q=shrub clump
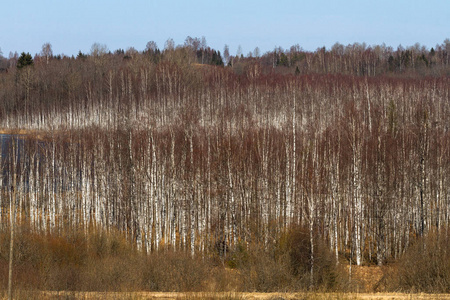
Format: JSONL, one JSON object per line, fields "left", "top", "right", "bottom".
{"left": 224, "top": 226, "right": 342, "bottom": 292}
{"left": 388, "top": 231, "right": 450, "bottom": 293}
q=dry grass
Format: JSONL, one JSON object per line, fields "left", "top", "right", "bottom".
{"left": 348, "top": 266, "right": 385, "bottom": 292}
{"left": 1, "top": 226, "right": 449, "bottom": 298}
{"left": 3, "top": 291, "right": 450, "bottom": 300}
{"left": 0, "top": 127, "right": 74, "bottom": 141}
{"left": 0, "top": 128, "right": 47, "bottom": 138}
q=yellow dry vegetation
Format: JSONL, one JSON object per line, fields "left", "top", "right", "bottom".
{"left": 6, "top": 291, "right": 450, "bottom": 299}
{"left": 349, "top": 266, "right": 385, "bottom": 292}
{"left": 0, "top": 128, "right": 50, "bottom": 141}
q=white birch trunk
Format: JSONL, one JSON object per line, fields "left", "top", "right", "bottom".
{"left": 50, "top": 140, "right": 56, "bottom": 233}
{"left": 227, "top": 141, "right": 237, "bottom": 247}
{"left": 151, "top": 135, "right": 159, "bottom": 251}
{"left": 29, "top": 153, "right": 36, "bottom": 229}
{"left": 189, "top": 132, "right": 196, "bottom": 256}
{"left": 292, "top": 92, "right": 296, "bottom": 224}
{"left": 285, "top": 143, "right": 291, "bottom": 228}
{"left": 353, "top": 150, "right": 362, "bottom": 266}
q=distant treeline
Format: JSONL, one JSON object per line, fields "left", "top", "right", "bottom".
{"left": 1, "top": 38, "right": 450, "bottom": 76}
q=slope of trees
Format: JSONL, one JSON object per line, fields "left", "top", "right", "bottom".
{"left": 260, "top": 41, "right": 450, "bottom": 77}
{"left": 1, "top": 39, "right": 450, "bottom": 292}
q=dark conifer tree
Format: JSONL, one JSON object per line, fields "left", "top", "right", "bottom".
{"left": 17, "top": 52, "right": 33, "bottom": 69}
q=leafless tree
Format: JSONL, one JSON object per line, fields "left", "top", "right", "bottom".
{"left": 40, "top": 42, "right": 53, "bottom": 64}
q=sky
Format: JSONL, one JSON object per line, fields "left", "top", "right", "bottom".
{"left": 1, "top": 0, "right": 449, "bottom": 57}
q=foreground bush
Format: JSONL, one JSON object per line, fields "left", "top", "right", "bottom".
{"left": 224, "top": 226, "right": 345, "bottom": 292}
{"left": 10, "top": 224, "right": 450, "bottom": 294}
{"left": 0, "top": 224, "right": 347, "bottom": 294}
{"left": 387, "top": 230, "right": 450, "bottom": 293}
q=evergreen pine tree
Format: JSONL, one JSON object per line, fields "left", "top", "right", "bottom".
{"left": 17, "top": 52, "right": 33, "bottom": 69}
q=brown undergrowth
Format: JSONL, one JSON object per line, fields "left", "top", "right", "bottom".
{"left": 0, "top": 224, "right": 344, "bottom": 295}
{"left": 1, "top": 224, "right": 449, "bottom": 297}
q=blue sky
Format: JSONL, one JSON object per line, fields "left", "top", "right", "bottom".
{"left": 1, "top": 0, "right": 449, "bottom": 57}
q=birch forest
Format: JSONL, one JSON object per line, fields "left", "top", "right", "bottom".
{"left": 1, "top": 39, "right": 450, "bottom": 293}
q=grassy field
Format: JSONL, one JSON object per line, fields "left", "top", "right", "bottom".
{"left": 4, "top": 291, "right": 450, "bottom": 299}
